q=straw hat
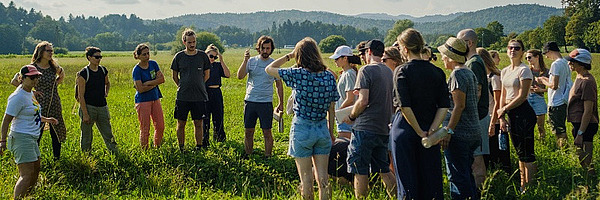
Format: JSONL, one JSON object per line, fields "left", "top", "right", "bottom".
{"left": 437, "top": 37, "right": 467, "bottom": 63}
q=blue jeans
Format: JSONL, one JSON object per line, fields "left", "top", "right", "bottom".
{"left": 347, "top": 130, "right": 390, "bottom": 175}
{"left": 288, "top": 117, "right": 332, "bottom": 158}
{"left": 444, "top": 137, "right": 480, "bottom": 200}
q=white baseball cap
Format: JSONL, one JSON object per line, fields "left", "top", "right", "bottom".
{"left": 329, "top": 45, "right": 353, "bottom": 60}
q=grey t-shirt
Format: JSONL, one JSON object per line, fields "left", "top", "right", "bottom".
{"left": 443, "top": 68, "right": 481, "bottom": 141}
{"left": 335, "top": 69, "right": 357, "bottom": 110}
{"left": 170, "top": 50, "right": 211, "bottom": 102}
{"left": 245, "top": 56, "right": 276, "bottom": 102}
{"left": 353, "top": 63, "right": 393, "bottom": 135}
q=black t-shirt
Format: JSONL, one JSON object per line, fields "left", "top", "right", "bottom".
{"left": 206, "top": 62, "right": 226, "bottom": 87}
{"left": 394, "top": 60, "right": 450, "bottom": 129}
{"left": 79, "top": 66, "right": 108, "bottom": 107}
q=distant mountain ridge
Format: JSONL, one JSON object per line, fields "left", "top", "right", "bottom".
{"left": 163, "top": 4, "right": 563, "bottom": 35}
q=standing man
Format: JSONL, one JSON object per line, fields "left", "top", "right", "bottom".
{"left": 344, "top": 39, "right": 396, "bottom": 199}
{"left": 237, "top": 36, "right": 284, "bottom": 158}
{"left": 171, "top": 28, "right": 211, "bottom": 151}
{"left": 457, "top": 29, "right": 489, "bottom": 190}
{"left": 537, "top": 41, "right": 572, "bottom": 148}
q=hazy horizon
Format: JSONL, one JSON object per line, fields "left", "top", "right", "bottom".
{"left": 4, "top": 0, "right": 562, "bottom": 20}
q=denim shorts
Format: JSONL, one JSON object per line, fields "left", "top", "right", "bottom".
{"left": 288, "top": 117, "right": 332, "bottom": 158}
{"left": 527, "top": 93, "right": 548, "bottom": 115}
{"left": 336, "top": 122, "right": 353, "bottom": 133}
{"left": 7, "top": 131, "right": 40, "bottom": 164}
{"left": 347, "top": 130, "right": 391, "bottom": 175}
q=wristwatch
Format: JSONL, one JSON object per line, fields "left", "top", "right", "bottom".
{"left": 445, "top": 127, "right": 454, "bottom": 135}
{"left": 577, "top": 130, "right": 584, "bottom": 136}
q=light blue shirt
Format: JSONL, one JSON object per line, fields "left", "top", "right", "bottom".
{"left": 245, "top": 56, "right": 276, "bottom": 102}
{"left": 548, "top": 58, "right": 572, "bottom": 106}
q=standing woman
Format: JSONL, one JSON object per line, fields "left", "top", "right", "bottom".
{"left": 438, "top": 37, "right": 481, "bottom": 199}
{"left": 266, "top": 37, "right": 339, "bottom": 200}
{"left": 391, "top": 28, "right": 450, "bottom": 199}
{"left": 11, "top": 41, "right": 67, "bottom": 160}
{"left": 498, "top": 39, "right": 537, "bottom": 192}
{"left": 478, "top": 48, "right": 511, "bottom": 174}
{"left": 526, "top": 49, "right": 549, "bottom": 139}
{"left": 382, "top": 46, "right": 405, "bottom": 72}
{"left": 202, "top": 44, "right": 231, "bottom": 146}
{"left": 566, "top": 49, "right": 598, "bottom": 175}
{"left": 132, "top": 44, "right": 165, "bottom": 149}
{"left": 1, "top": 65, "right": 58, "bottom": 199}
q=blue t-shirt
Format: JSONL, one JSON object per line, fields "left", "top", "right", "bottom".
{"left": 278, "top": 67, "right": 339, "bottom": 121}
{"left": 132, "top": 60, "right": 163, "bottom": 103}
{"left": 245, "top": 56, "right": 276, "bottom": 102}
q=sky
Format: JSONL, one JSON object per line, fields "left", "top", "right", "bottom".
{"left": 4, "top": 0, "right": 563, "bottom": 20}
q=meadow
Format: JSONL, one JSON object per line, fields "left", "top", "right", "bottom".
{"left": 0, "top": 48, "right": 599, "bottom": 199}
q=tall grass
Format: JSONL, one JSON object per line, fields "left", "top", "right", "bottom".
{"left": 0, "top": 49, "right": 598, "bottom": 199}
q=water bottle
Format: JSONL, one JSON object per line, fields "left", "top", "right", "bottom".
{"left": 421, "top": 127, "right": 448, "bottom": 148}
{"left": 498, "top": 131, "right": 508, "bottom": 151}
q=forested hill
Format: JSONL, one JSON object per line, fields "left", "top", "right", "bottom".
{"left": 164, "top": 4, "right": 562, "bottom": 35}
{"left": 414, "top": 4, "right": 563, "bottom": 34}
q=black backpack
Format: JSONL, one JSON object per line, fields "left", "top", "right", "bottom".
{"left": 75, "top": 66, "right": 107, "bottom": 101}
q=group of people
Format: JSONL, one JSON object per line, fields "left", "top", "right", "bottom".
{"left": 0, "top": 26, "right": 597, "bottom": 200}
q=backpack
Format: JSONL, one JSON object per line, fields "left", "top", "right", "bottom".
{"left": 75, "top": 66, "right": 107, "bottom": 101}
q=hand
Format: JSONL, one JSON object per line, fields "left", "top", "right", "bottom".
{"left": 244, "top": 49, "right": 251, "bottom": 60}
{"left": 488, "top": 124, "right": 496, "bottom": 137}
{"left": 496, "top": 107, "right": 506, "bottom": 117}
{"left": 574, "top": 134, "right": 583, "bottom": 146}
{"left": 499, "top": 118, "right": 509, "bottom": 132}
{"left": 342, "top": 116, "right": 355, "bottom": 125}
{"left": 417, "top": 130, "right": 428, "bottom": 138}
{"left": 440, "top": 135, "right": 451, "bottom": 150}
{"left": 276, "top": 104, "right": 283, "bottom": 113}
{"left": 44, "top": 117, "right": 58, "bottom": 125}
{"left": 82, "top": 114, "right": 91, "bottom": 124}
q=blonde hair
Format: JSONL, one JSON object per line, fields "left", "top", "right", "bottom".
{"left": 205, "top": 44, "right": 218, "bottom": 54}
{"left": 31, "top": 41, "right": 59, "bottom": 74}
{"left": 476, "top": 48, "right": 500, "bottom": 75}
{"left": 396, "top": 28, "right": 425, "bottom": 55}
{"left": 384, "top": 46, "right": 405, "bottom": 65}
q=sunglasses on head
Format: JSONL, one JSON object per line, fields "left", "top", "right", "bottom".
{"left": 93, "top": 55, "right": 103, "bottom": 59}
{"left": 508, "top": 46, "right": 521, "bottom": 51}
{"left": 209, "top": 55, "right": 218, "bottom": 59}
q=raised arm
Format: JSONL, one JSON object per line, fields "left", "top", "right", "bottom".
{"left": 237, "top": 49, "right": 250, "bottom": 79}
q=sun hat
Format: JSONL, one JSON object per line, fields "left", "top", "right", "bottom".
{"left": 566, "top": 48, "right": 592, "bottom": 65}
{"left": 437, "top": 37, "right": 467, "bottom": 63}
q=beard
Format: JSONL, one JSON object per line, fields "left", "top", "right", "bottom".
{"left": 261, "top": 53, "right": 270, "bottom": 59}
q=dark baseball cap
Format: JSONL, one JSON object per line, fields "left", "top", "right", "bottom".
{"left": 542, "top": 41, "right": 560, "bottom": 54}
{"left": 364, "top": 40, "right": 384, "bottom": 55}
{"left": 20, "top": 65, "right": 42, "bottom": 76}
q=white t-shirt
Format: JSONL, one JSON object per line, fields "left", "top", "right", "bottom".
{"left": 5, "top": 86, "right": 42, "bottom": 136}
{"left": 335, "top": 69, "right": 357, "bottom": 110}
{"left": 501, "top": 63, "right": 533, "bottom": 102}
{"left": 488, "top": 73, "right": 501, "bottom": 117}
{"left": 547, "top": 58, "right": 572, "bottom": 107}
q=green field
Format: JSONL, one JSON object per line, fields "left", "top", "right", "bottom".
{"left": 0, "top": 48, "right": 599, "bottom": 199}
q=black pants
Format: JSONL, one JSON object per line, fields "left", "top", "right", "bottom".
{"left": 484, "top": 124, "right": 512, "bottom": 174}
{"left": 507, "top": 101, "right": 537, "bottom": 162}
{"left": 39, "top": 123, "right": 61, "bottom": 159}
{"left": 203, "top": 87, "right": 226, "bottom": 146}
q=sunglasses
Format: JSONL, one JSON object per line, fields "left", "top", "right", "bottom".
{"left": 93, "top": 55, "right": 103, "bottom": 59}
{"left": 209, "top": 55, "right": 218, "bottom": 59}
{"left": 45, "top": 49, "right": 54, "bottom": 53}
{"left": 28, "top": 75, "right": 41, "bottom": 80}
{"left": 508, "top": 46, "right": 521, "bottom": 51}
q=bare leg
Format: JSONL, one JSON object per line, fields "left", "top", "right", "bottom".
{"left": 244, "top": 128, "right": 255, "bottom": 155}
{"left": 313, "top": 155, "right": 332, "bottom": 200}
{"left": 176, "top": 120, "right": 187, "bottom": 150}
{"left": 193, "top": 119, "right": 204, "bottom": 147}
{"left": 295, "top": 157, "right": 315, "bottom": 200}
{"left": 263, "top": 129, "right": 274, "bottom": 157}
{"left": 380, "top": 172, "right": 397, "bottom": 199}
{"left": 472, "top": 155, "right": 487, "bottom": 188}
{"left": 354, "top": 174, "right": 369, "bottom": 199}
{"left": 14, "top": 160, "right": 40, "bottom": 200}
{"left": 536, "top": 115, "right": 546, "bottom": 139}
{"left": 557, "top": 133, "right": 567, "bottom": 149}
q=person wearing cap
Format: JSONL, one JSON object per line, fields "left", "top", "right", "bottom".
{"left": 1, "top": 65, "right": 58, "bottom": 199}
{"left": 328, "top": 45, "right": 360, "bottom": 185}
{"left": 457, "top": 29, "right": 489, "bottom": 189}
{"left": 77, "top": 46, "right": 118, "bottom": 153}
{"left": 391, "top": 28, "right": 449, "bottom": 199}
{"left": 343, "top": 39, "right": 397, "bottom": 199}
{"left": 265, "top": 37, "right": 339, "bottom": 200}
{"left": 437, "top": 37, "right": 481, "bottom": 199}
{"left": 537, "top": 41, "right": 572, "bottom": 148}
{"left": 356, "top": 41, "right": 368, "bottom": 64}
{"left": 498, "top": 39, "right": 537, "bottom": 192}
{"left": 566, "top": 49, "right": 598, "bottom": 175}
{"left": 237, "top": 35, "right": 284, "bottom": 158}
{"left": 10, "top": 41, "right": 67, "bottom": 160}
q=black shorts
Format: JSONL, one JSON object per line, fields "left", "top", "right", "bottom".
{"left": 174, "top": 100, "right": 206, "bottom": 120}
{"left": 572, "top": 123, "right": 599, "bottom": 142}
{"left": 244, "top": 101, "right": 273, "bottom": 129}
{"left": 507, "top": 101, "right": 537, "bottom": 163}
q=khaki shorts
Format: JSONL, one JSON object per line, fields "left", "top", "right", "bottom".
{"left": 7, "top": 131, "right": 40, "bottom": 164}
